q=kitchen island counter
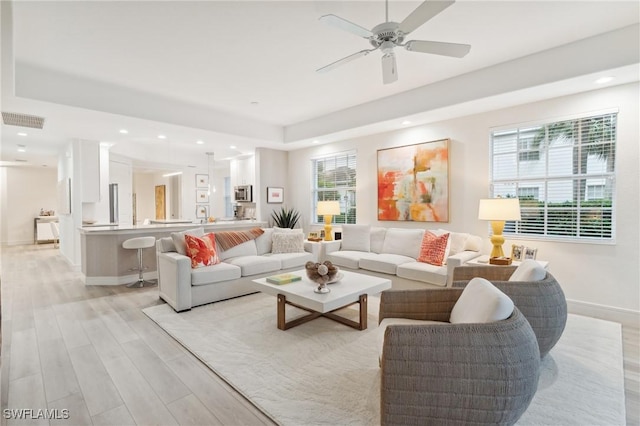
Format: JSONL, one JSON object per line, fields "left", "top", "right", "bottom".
{"left": 80, "top": 220, "right": 267, "bottom": 285}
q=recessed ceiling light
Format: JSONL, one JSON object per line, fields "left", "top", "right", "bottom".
{"left": 229, "top": 145, "right": 237, "bottom": 149}
{"left": 595, "top": 76, "right": 614, "bottom": 84}
{"left": 312, "top": 140, "right": 320, "bottom": 144}
{"left": 402, "top": 120, "right": 412, "bottom": 125}
{"left": 158, "top": 134, "right": 167, "bottom": 139}
{"left": 17, "top": 145, "right": 26, "bottom": 152}
{"left": 196, "top": 140, "right": 204, "bottom": 145}
{"left": 119, "top": 129, "right": 128, "bottom": 134}
{"left": 17, "top": 132, "right": 27, "bottom": 136}
{"left": 250, "top": 101, "right": 259, "bottom": 105}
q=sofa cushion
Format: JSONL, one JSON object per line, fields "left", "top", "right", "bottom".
{"left": 370, "top": 227, "right": 387, "bottom": 254}
{"left": 271, "top": 232, "right": 305, "bottom": 253}
{"left": 191, "top": 262, "right": 241, "bottom": 286}
{"left": 255, "top": 228, "right": 274, "bottom": 255}
{"left": 171, "top": 227, "right": 205, "bottom": 255}
{"left": 450, "top": 277, "right": 514, "bottom": 324}
{"left": 265, "top": 252, "right": 314, "bottom": 269}
{"left": 340, "top": 224, "right": 371, "bottom": 252}
{"left": 417, "top": 231, "right": 450, "bottom": 266}
{"left": 225, "top": 256, "right": 281, "bottom": 276}
{"left": 158, "top": 237, "right": 176, "bottom": 253}
{"left": 382, "top": 228, "right": 424, "bottom": 258}
{"left": 396, "top": 262, "right": 448, "bottom": 287}
{"left": 326, "top": 250, "right": 379, "bottom": 269}
{"left": 510, "top": 259, "right": 546, "bottom": 282}
{"left": 185, "top": 233, "right": 220, "bottom": 268}
{"left": 218, "top": 240, "right": 258, "bottom": 261}
{"left": 359, "top": 254, "right": 415, "bottom": 275}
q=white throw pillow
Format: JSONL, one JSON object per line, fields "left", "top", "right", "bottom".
{"left": 382, "top": 228, "right": 424, "bottom": 259}
{"left": 171, "top": 227, "right": 205, "bottom": 255}
{"left": 370, "top": 227, "right": 387, "bottom": 253}
{"left": 271, "top": 232, "right": 305, "bottom": 253}
{"left": 509, "top": 259, "right": 546, "bottom": 282}
{"left": 450, "top": 277, "right": 514, "bottom": 324}
{"left": 340, "top": 224, "right": 371, "bottom": 252}
{"left": 464, "top": 234, "right": 483, "bottom": 252}
{"left": 438, "top": 229, "right": 468, "bottom": 256}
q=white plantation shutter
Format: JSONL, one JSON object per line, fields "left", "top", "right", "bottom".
{"left": 312, "top": 151, "right": 357, "bottom": 224}
{"left": 490, "top": 112, "right": 616, "bottom": 242}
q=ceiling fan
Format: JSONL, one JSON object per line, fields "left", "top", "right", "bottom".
{"left": 316, "top": 0, "right": 471, "bottom": 84}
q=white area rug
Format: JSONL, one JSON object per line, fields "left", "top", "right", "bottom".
{"left": 143, "top": 293, "right": 626, "bottom": 426}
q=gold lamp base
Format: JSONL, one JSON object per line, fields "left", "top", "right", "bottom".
{"left": 323, "top": 215, "right": 333, "bottom": 241}
{"left": 489, "top": 220, "right": 506, "bottom": 258}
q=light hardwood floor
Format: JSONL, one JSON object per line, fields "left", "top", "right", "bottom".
{"left": 1, "top": 244, "right": 638, "bottom": 425}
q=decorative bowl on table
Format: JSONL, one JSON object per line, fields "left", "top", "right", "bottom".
{"left": 305, "top": 261, "right": 339, "bottom": 293}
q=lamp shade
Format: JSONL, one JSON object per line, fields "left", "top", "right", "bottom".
{"left": 317, "top": 201, "right": 340, "bottom": 216}
{"left": 478, "top": 198, "right": 521, "bottom": 221}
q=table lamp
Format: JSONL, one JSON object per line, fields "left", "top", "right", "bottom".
{"left": 317, "top": 201, "right": 340, "bottom": 241}
{"left": 478, "top": 198, "right": 521, "bottom": 258}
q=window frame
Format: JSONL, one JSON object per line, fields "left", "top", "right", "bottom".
{"left": 311, "top": 150, "right": 357, "bottom": 225}
{"left": 489, "top": 110, "right": 617, "bottom": 244}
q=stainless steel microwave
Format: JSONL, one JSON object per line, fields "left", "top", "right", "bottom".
{"left": 234, "top": 185, "right": 252, "bottom": 202}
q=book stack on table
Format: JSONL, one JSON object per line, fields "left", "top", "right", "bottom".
{"left": 266, "top": 273, "right": 302, "bottom": 285}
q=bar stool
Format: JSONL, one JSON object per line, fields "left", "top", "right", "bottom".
{"left": 122, "top": 236, "right": 157, "bottom": 288}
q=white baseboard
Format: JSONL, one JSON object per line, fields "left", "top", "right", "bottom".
{"left": 83, "top": 271, "right": 159, "bottom": 286}
{"left": 567, "top": 298, "right": 640, "bottom": 328}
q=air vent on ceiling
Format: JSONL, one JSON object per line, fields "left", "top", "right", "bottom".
{"left": 2, "top": 112, "right": 46, "bottom": 129}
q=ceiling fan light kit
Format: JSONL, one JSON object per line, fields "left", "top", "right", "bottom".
{"left": 317, "top": 0, "right": 471, "bottom": 84}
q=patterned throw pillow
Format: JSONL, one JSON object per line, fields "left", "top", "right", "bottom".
{"left": 185, "top": 233, "right": 220, "bottom": 268}
{"left": 271, "top": 232, "right": 304, "bottom": 253}
{"left": 417, "top": 231, "right": 450, "bottom": 266}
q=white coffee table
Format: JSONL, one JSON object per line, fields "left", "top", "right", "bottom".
{"left": 251, "top": 269, "right": 391, "bottom": 331}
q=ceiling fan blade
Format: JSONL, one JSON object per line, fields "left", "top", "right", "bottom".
{"left": 398, "top": 0, "right": 455, "bottom": 35}
{"left": 316, "top": 49, "right": 375, "bottom": 73}
{"left": 405, "top": 40, "right": 470, "bottom": 57}
{"left": 319, "top": 14, "right": 373, "bottom": 39}
{"left": 381, "top": 53, "right": 398, "bottom": 85}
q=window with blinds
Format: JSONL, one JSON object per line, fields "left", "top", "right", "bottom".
{"left": 312, "top": 151, "right": 357, "bottom": 224}
{"left": 490, "top": 112, "right": 616, "bottom": 242}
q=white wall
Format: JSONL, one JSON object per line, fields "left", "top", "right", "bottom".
{"left": 255, "top": 148, "right": 288, "bottom": 225}
{"left": 0, "top": 166, "right": 58, "bottom": 245}
{"left": 288, "top": 83, "right": 639, "bottom": 316}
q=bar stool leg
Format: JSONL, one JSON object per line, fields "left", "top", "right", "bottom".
{"left": 126, "top": 247, "right": 157, "bottom": 288}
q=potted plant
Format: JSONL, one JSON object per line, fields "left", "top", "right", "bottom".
{"left": 271, "top": 206, "right": 301, "bottom": 229}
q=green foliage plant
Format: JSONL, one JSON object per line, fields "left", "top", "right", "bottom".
{"left": 271, "top": 206, "right": 301, "bottom": 229}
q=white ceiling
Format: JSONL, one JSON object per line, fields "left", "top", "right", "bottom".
{"left": 1, "top": 0, "right": 639, "bottom": 169}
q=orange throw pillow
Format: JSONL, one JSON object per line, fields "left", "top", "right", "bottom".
{"left": 418, "top": 231, "right": 450, "bottom": 266}
{"left": 185, "top": 233, "right": 220, "bottom": 268}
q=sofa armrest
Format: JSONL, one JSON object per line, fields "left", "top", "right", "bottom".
{"left": 157, "top": 251, "right": 193, "bottom": 312}
{"left": 445, "top": 251, "right": 481, "bottom": 286}
{"left": 452, "top": 265, "right": 517, "bottom": 282}
{"left": 379, "top": 288, "right": 463, "bottom": 323}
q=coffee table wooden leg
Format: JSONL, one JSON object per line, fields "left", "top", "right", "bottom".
{"left": 277, "top": 295, "right": 286, "bottom": 330}
{"left": 359, "top": 294, "right": 367, "bottom": 330}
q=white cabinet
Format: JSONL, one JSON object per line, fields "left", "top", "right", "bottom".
{"left": 80, "top": 141, "right": 101, "bottom": 202}
{"left": 230, "top": 156, "right": 255, "bottom": 188}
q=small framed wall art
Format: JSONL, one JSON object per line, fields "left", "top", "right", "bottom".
{"left": 196, "top": 189, "right": 209, "bottom": 204}
{"left": 196, "top": 174, "right": 209, "bottom": 188}
{"left": 267, "top": 187, "right": 284, "bottom": 203}
{"left": 196, "top": 205, "right": 209, "bottom": 219}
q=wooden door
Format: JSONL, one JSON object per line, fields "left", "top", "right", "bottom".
{"left": 155, "top": 185, "right": 166, "bottom": 220}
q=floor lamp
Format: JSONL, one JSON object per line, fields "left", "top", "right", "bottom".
{"left": 317, "top": 201, "right": 340, "bottom": 241}
{"left": 478, "top": 198, "right": 521, "bottom": 258}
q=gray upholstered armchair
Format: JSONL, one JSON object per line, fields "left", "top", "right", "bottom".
{"left": 379, "top": 287, "right": 540, "bottom": 426}
{"left": 452, "top": 264, "right": 567, "bottom": 358}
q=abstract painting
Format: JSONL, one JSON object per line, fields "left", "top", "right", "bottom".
{"left": 377, "top": 139, "right": 449, "bottom": 222}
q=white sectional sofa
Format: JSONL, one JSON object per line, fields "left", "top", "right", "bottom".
{"left": 156, "top": 227, "right": 313, "bottom": 312}
{"left": 325, "top": 225, "right": 483, "bottom": 288}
